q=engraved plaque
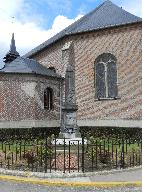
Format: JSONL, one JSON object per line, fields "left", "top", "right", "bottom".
{"left": 66, "top": 112, "right": 76, "bottom": 125}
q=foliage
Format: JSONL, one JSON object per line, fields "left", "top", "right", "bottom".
{"left": 98, "top": 151, "right": 112, "bottom": 164}
{"left": 80, "top": 127, "right": 142, "bottom": 141}
{"left": 22, "top": 150, "right": 37, "bottom": 164}
{"left": 0, "top": 128, "right": 60, "bottom": 141}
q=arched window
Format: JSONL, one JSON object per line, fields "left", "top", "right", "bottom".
{"left": 95, "top": 53, "right": 118, "bottom": 99}
{"left": 44, "top": 87, "right": 54, "bottom": 110}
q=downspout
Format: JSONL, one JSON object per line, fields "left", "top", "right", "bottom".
{"left": 59, "top": 79, "right": 63, "bottom": 128}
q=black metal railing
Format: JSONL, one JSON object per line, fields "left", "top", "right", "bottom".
{"left": 0, "top": 135, "right": 142, "bottom": 173}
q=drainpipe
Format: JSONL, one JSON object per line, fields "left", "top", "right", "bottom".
{"left": 59, "top": 79, "right": 63, "bottom": 128}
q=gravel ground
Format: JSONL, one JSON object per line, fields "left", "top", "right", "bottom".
{"left": 0, "top": 180, "right": 142, "bottom": 192}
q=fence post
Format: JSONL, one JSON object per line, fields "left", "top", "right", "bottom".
{"left": 54, "top": 135, "right": 57, "bottom": 171}
{"left": 44, "top": 134, "right": 48, "bottom": 173}
{"left": 63, "top": 137, "right": 66, "bottom": 173}
{"left": 121, "top": 138, "right": 125, "bottom": 168}
{"left": 77, "top": 140, "right": 80, "bottom": 172}
{"left": 82, "top": 134, "right": 85, "bottom": 173}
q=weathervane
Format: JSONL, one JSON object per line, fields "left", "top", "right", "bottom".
{"left": 11, "top": 16, "right": 15, "bottom": 24}
{"left": 11, "top": 16, "right": 15, "bottom": 32}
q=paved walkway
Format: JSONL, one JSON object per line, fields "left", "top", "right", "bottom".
{"left": 90, "top": 168, "right": 142, "bottom": 182}
{"left": 0, "top": 167, "right": 142, "bottom": 189}
{"left": 41, "top": 167, "right": 142, "bottom": 183}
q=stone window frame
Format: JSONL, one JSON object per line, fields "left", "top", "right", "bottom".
{"left": 44, "top": 87, "right": 54, "bottom": 110}
{"left": 94, "top": 53, "right": 119, "bottom": 101}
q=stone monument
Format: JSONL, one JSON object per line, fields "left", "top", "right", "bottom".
{"left": 61, "top": 41, "right": 79, "bottom": 139}
{"left": 56, "top": 44, "right": 83, "bottom": 171}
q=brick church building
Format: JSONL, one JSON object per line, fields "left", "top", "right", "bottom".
{"left": 0, "top": 0, "right": 142, "bottom": 131}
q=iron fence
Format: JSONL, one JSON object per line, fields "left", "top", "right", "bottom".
{"left": 0, "top": 135, "right": 142, "bottom": 173}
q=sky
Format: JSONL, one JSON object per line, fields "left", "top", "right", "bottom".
{"left": 0, "top": 0, "right": 142, "bottom": 68}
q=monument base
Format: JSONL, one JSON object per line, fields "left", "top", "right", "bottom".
{"left": 59, "top": 132, "right": 81, "bottom": 139}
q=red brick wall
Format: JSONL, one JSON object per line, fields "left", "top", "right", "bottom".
{"left": 32, "top": 24, "right": 142, "bottom": 121}
{"left": 0, "top": 74, "right": 61, "bottom": 121}
{"left": 33, "top": 37, "right": 70, "bottom": 75}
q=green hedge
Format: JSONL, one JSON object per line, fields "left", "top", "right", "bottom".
{"left": 0, "top": 127, "right": 60, "bottom": 141}
{"left": 80, "top": 127, "right": 142, "bottom": 141}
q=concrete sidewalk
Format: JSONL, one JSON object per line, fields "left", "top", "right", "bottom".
{"left": 37, "top": 168, "right": 142, "bottom": 183}
{"left": 90, "top": 168, "right": 142, "bottom": 182}
{"left": 0, "top": 167, "right": 142, "bottom": 187}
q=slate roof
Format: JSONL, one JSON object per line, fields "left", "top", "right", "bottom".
{"left": 25, "top": 0, "right": 142, "bottom": 58}
{"left": 0, "top": 57, "right": 62, "bottom": 78}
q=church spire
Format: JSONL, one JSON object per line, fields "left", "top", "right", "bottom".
{"left": 3, "top": 33, "right": 20, "bottom": 64}
{"left": 10, "top": 33, "right": 18, "bottom": 54}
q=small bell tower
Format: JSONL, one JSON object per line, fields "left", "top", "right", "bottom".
{"left": 3, "top": 33, "right": 20, "bottom": 63}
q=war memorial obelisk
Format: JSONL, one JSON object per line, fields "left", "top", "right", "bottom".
{"left": 61, "top": 42, "right": 79, "bottom": 138}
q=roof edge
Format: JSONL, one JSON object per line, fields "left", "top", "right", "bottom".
{"left": 25, "top": 20, "right": 142, "bottom": 58}
{"left": 25, "top": 0, "right": 142, "bottom": 58}
{"left": 0, "top": 70, "right": 64, "bottom": 80}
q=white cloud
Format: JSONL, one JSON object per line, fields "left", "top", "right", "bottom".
{"left": 0, "top": 0, "right": 83, "bottom": 68}
{"left": 51, "top": 15, "right": 83, "bottom": 32}
{"left": 0, "top": 0, "right": 23, "bottom": 17}
{"left": 0, "top": 14, "right": 83, "bottom": 56}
